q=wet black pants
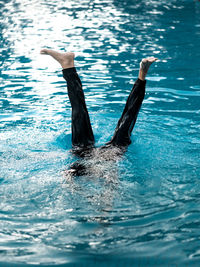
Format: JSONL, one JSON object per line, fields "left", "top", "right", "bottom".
{"left": 63, "top": 67, "right": 146, "bottom": 151}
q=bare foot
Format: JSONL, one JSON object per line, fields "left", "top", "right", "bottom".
{"left": 139, "top": 57, "right": 158, "bottom": 81}
{"left": 40, "top": 49, "right": 75, "bottom": 69}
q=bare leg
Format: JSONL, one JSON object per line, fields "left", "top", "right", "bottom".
{"left": 40, "top": 49, "right": 95, "bottom": 151}
{"left": 107, "top": 57, "right": 157, "bottom": 147}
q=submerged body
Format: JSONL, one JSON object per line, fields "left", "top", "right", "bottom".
{"left": 68, "top": 145, "right": 124, "bottom": 177}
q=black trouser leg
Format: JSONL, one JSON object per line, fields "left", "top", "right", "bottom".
{"left": 63, "top": 67, "right": 95, "bottom": 151}
{"left": 108, "top": 78, "right": 146, "bottom": 147}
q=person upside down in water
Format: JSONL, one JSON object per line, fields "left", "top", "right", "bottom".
{"left": 40, "top": 49, "right": 157, "bottom": 177}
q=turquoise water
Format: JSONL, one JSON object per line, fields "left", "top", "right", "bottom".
{"left": 0, "top": 0, "right": 200, "bottom": 266}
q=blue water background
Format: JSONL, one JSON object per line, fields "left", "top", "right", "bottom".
{"left": 0, "top": 0, "right": 200, "bottom": 266}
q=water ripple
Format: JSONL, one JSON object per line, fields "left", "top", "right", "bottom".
{"left": 1, "top": 0, "right": 200, "bottom": 266}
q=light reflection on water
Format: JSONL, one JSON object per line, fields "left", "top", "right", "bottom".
{"left": 0, "top": 0, "right": 200, "bottom": 266}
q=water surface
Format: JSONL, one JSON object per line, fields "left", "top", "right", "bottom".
{"left": 0, "top": 0, "right": 200, "bottom": 266}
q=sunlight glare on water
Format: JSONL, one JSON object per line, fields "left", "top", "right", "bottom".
{"left": 0, "top": 0, "right": 200, "bottom": 266}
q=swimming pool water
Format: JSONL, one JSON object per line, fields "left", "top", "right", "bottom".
{"left": 0, "top": 0, "right": 200, "bottom": 266}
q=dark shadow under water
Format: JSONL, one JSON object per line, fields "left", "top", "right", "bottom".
{"left": 63, "top": 144, "right": 127, "bottom": 226}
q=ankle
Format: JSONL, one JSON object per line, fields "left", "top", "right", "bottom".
{"left": 60, "top": 52, "right": 75, "bottom": 69}
{"left": 61, "top": 61, "right": 75, "bottom": 69}
{"left": 138, "top": 69, "right": 146, "bottom": 81}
